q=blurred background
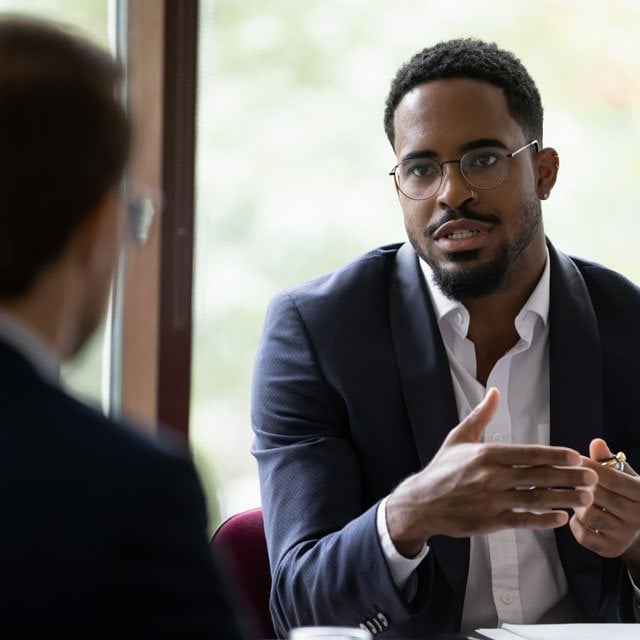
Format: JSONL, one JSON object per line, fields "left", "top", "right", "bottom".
{"left": 7, "top": 0, "right": 640, "bottom": 530}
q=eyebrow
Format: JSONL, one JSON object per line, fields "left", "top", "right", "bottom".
{"left": 400, "top": 138, "right": 508, "bottom": 163}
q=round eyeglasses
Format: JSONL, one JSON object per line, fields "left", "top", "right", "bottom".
{"left": 389, "top": 140, "right": 539, "bottom": 200}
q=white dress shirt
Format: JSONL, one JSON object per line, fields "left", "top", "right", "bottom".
{"left": 377, "top": 250, "right": 583, "bottom": 632}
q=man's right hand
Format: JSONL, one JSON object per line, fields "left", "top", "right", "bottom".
{"left": 385, "top": 387, "right": 598, "bottom": 558}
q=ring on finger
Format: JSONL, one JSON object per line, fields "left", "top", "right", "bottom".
{"left": 600, "top": 451, "right": 626, "bottom": 472}
{"left": 580, "top": 518, "right": 602, "bottom": 535}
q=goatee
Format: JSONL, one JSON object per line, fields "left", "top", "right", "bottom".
{"left": 409, "top": 196, "right": 542, "bottom": 301}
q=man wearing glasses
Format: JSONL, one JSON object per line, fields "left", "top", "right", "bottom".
{"left": 253, "top": 39, "right": 640, "bottom": 637}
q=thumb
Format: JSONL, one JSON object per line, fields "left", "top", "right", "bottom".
{"left": 445, "top": 387, "right": 500, "bottom": 445}
{"left": 589, "top": 438, "right": 612, "bottom": 462}
{"left": 589, "top": 438, "right": 637, "bottom": 476}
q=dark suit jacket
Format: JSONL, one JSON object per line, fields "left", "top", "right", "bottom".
{"left": 0, "top": 338, "right": 245, "bottom": 638}
{"left": 252, "top": 241, "right": 640, "bottom": 638}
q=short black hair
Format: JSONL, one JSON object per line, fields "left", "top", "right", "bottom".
{"left": 0, "top": 15, "right": 129, "bottom": 298}
{"left": 383, "top": 38, "right": 543, "bottom": 150}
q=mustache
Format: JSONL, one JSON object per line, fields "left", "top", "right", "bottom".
{"left": 424, "top": 206, "right": 502, "bottom": 237}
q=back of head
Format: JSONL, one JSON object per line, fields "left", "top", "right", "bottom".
{"left": 0, "top": 15, "right": 129, "bottom": 299}
{"left": 384, "top": 38, "right": 543, "bottom": 149}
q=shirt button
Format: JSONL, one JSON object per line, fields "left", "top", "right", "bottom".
{"left": 492, "top": 433, "right": 503, "bottom": 442}
{"left": 501, "top": 592, "right": 514, "bottom": 605}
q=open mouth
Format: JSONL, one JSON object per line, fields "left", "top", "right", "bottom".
{"left": 446, "top": 230, "right": 479, "bottom": 240}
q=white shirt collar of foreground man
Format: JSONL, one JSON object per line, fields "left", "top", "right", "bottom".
{"left": 0, "top": 311, "right": 59, "bottom": 385}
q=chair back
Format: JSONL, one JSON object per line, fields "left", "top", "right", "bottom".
{"left": 211, "top": 507, "right": 275, "bottom": 639}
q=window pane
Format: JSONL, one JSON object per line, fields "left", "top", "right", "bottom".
{"left": 0, "top": 1, "right": 108, "bottom": 49}
{"left": 192, "top": 0, "right": 640, "bottom": 529}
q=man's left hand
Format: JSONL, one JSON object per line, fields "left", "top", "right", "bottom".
{"left": 570, "top": 438, "right": 640, "bottom": 580}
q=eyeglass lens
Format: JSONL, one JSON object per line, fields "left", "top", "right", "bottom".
{"left": 395, "top": 147, "right": 510, "bottom": 200}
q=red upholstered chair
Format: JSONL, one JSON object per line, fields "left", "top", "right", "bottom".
{"left": 210, "top": 507, "right": 276, "bottom": 639}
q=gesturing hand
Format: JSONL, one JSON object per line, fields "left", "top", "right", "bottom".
{"left": 571, "top": 439, "right": 640, "bottom": 574}
{"left": 386, "top": 388, "right": 597, "bottom": 558}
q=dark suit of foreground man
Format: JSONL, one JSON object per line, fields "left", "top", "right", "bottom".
{"left": 0, "top": 17, "right": 244, "bottom": 638}
{"left": 252, "top": 39, "right": 640, "bottom": 637}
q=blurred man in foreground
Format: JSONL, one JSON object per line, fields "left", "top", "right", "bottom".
{"left": 0, "top": 15, "right": 244, "bottom": 638}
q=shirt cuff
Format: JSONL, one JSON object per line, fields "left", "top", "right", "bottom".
{"left": 376, "top": 495, "right": 429, "bottom": 591}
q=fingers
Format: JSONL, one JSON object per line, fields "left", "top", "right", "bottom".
{"left": 502, "top": 487, "right": 593, "bottom": 511}
{"left": 473, "top": 444, "right": 583, "bottom": 469}
{"left": 582, "top": 482, "right": 640, "bottom": 522}
{"left": 581, "top": 457, "right": 640, "bottom": 498}
{"left": 496, "top": 464, "right": 596, "bottom": 490}
{"left": 574, "top": 500, "right": 622, "bottom": 533}
{"left": 597, "top": 468, "right": 640, "bottom": 499}
{"left": 445, "top": 387, "right": 500, "bottom": 445}
{"left": 589, "top": 438, "right": 611, "bottom": 463}
{"left": 569, "top": 514, "right": 614, "bottom": 556}
{"left": 586, "top": 439, "right": 637, "bottom": 477}
{"left": 569, "top": 513, "right": 628, "bottom": 559}
{"left": 491, "top": 460, "right": 596, "bottom": 512}
{"left": 500, "top": 509, "right": 569, "bottom": 531}
{"left": 572, "top": 450, "right": 640, "bottom": 557}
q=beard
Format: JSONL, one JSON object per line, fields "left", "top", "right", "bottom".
{"left": 408, "top": 194, "right": 542, "bottom": 301}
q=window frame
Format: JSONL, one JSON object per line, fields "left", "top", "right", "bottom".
{"left": 109, "top": 0, "right": 198, "bottom": 438}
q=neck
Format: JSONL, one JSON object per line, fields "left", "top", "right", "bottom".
{"left": 0, "top": 262, "right": 83, "bottom": 361}
{"left": 464, "top": 245, "right": 546, "bottom": 385}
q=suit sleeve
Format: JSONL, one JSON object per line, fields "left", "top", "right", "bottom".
{"left": 116, "top": 452, "right": 248, "bottom": 639}
{"left": 251, "top": 291, "right": 418, "bottom": 637}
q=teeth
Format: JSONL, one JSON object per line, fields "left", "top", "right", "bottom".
{"left": 447, "top": 230, "right": 477, "bottom": 239}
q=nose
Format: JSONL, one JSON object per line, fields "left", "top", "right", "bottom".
{"left": 435, "top": 160, "right": 474, "bottom": 209}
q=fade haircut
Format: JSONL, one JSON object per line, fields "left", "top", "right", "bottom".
{"left": 383, "top": 38, "right": 543, "bottom": 149}
{"left": 0, "top": 15, "right": 129, "bottom": 298}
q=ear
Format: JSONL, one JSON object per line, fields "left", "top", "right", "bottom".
{"left": 534, "top": 146, "right": 559, "bottom": 201}
{"left": 390, "top": 169, "right": 399, "bottom": 197}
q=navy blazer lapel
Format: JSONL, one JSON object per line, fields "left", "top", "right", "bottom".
{"left": 389, "top": 243, "right": 459, "bottom": 466}
{"left": 389, "top": 243, "right": 468, "bottom": 616}
{"left": 548, "top": 242, "right": 605, "bottom": 452}
{"left": 547, "top": 241, "right": 605, "bottom": 617}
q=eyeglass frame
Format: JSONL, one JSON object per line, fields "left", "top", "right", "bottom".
{"left": 388, "top": 139, "right": 540, "bottom": 201}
